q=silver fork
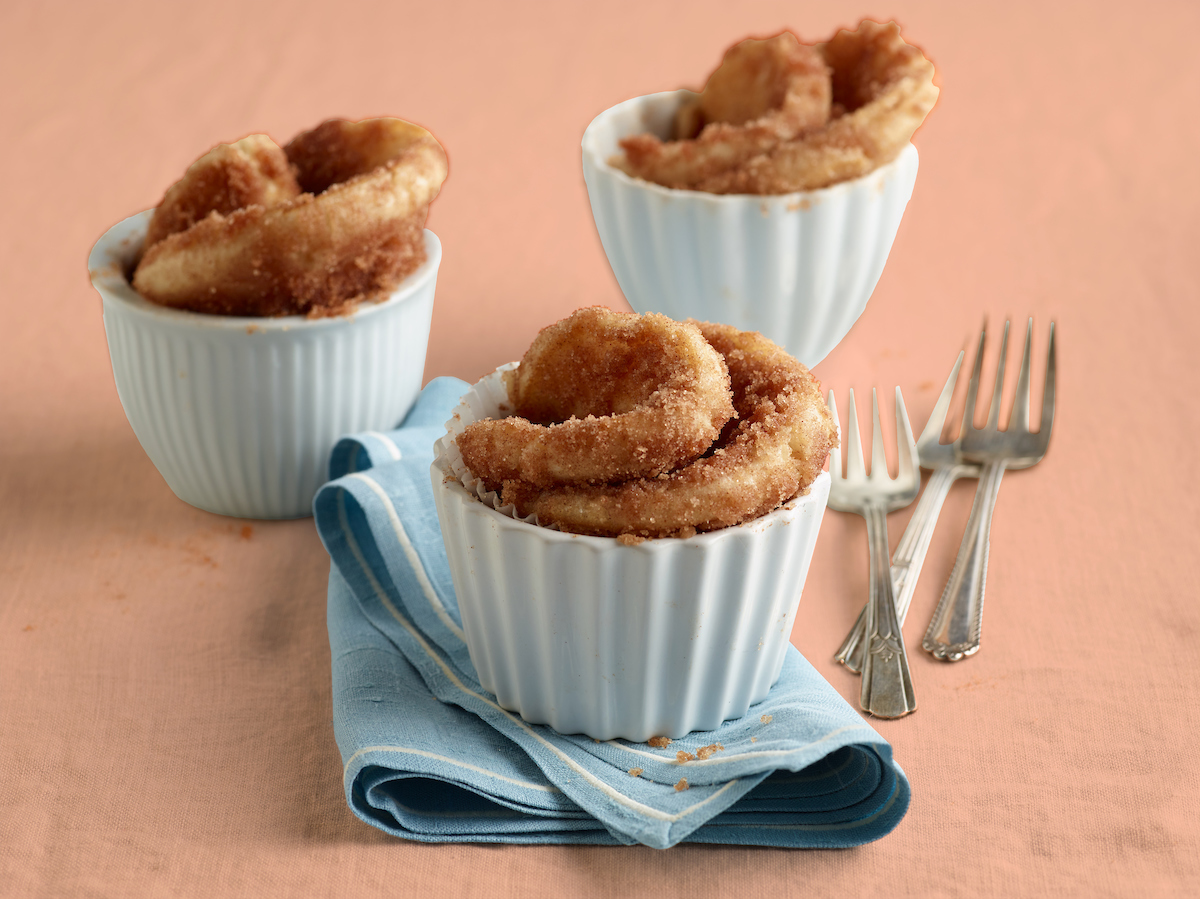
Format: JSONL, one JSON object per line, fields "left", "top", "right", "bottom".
{"left": 826, "top": 387, "right": 920, "bottom": 718}
{"left": 835, "top": 351, "right": 982, "bottom": 673}
{"left": 923, "top": 319, "right": 1058, "bottom": 661}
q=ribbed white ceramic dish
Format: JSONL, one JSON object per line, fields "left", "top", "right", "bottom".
{"left": 582, "top": 90, "right": 920, "bottom": 369}
{"left": 429, "top": 367, "right": 830, "bottom": 741}
{"left": 89, "top": 210, "right": 441, "bottom": 519}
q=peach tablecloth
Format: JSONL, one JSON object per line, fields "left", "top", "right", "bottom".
{"left": 2, "top": 1, "right": 1197, "bottom": 896}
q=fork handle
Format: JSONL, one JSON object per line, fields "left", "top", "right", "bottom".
{"left": 860, "top": 504, "right": 917, "bottom": 718}
{"left": 922, "top": 460, "right": 1007, "bottom": 661}
{"left": 836, "top": 464, "right": 976, "bottom": 673}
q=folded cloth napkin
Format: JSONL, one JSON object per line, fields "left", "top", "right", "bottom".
{"left": 314, "top": 378, "right": 911, "bottom": 849}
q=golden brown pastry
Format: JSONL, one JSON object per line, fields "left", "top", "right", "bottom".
{"left": 618, "top": 20, "right": 937, "bottom": 194}
{"left": 133, "top": 117, "right": 447, "bottom": 317}
{"left": 457, "top": 311, "right": 837, "bottom": 539}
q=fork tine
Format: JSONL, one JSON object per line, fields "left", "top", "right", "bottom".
{"left": 986, "top": 320, "right": 1010, "bottom": 430}
{"left": 846, "top": 389, "right": 866, "bottom": 479}
{"left": 826, "top": 390, "right": 842, "bottom": 478}
{"left": 964, "top": 325, "right": 987, "bottom": 434}
{"left": 1012, "top": 318, "right": 1033, "bottom": 432}
{"left": 919, "top": 350, "right": 964, "bottom": 447}
{"left": 1039, "top": 321, "right": 1057, "bottom": 436}
{"left": 870, "top": 389, "right": 888, "bottom": 479}
{"left": 894, "top": 387, "right": 917, "bottom": 479}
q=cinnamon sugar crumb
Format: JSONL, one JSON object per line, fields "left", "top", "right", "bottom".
{"left": 676, "top": 751, "right": 696, "bottom": 763}
{"left": 674, "top": 778, "right": 689, "bottom": 792}
{"left": 617, "top": 533, "right": 646, "bottom": 546}
{"left": 695, "top": 743, "right": 725, "bottom": 760}
{"left": 648, "top": 736, "right": 671, "bottom": 748}
{"left": 760, "top": 714, "right": 773, "bottom": 724}
{"left": 628, "top": 768, "right": 643, "bottom": 777}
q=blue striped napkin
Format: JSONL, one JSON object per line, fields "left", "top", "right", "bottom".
{"left": 314, "top": 377, "right": 910, "bottom": 849}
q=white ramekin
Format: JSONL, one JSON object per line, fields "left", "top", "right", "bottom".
{"left": 89, "top": 210, "right": 441, "bottom": 519}
{"left": 429, "top": 367, "right": 831, "bottom": 741}
{"left": 582, "top": 91, "right": 920, "bottom": 369}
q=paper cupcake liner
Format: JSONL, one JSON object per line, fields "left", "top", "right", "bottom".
{"left": 430, "top": 368, "right": 830, "bottom": 741}
{"left": 90, "top": 211, "right": 441, "bottom": 519}
{"left": 582, "top": 90, "right": 920, "bottom": 368}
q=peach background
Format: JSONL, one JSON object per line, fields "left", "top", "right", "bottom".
{"left": 2, "top": 0, "right": 1198, "bottom": 896}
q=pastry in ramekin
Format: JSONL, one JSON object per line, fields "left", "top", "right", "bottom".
{"left": 582, "top": 21, "right": 937, "bottom": 368}
{"left": 429, "top": 309, "right": 836, "bottom": 741}
{"left": 89, "top": 118, "right": 448, "bottom": 518}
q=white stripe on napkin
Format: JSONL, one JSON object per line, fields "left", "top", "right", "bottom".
{"left": 601, "top": 724, "right": 875, "bottom": 768}
{"left": 344, "top": 745, "right": 561, "bottom": 793}
{"left": 362, "top": 432, "right": 402, "bottom": 461}
{"left": 349, "top": 472, "right": 467, "bottom": 643}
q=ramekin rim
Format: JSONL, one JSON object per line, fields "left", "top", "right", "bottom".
{"left": 87, "top": 209, "right": 442, "bottom": 330}
{"left": 581, "top": 90, "right": 918, "bottom": 203}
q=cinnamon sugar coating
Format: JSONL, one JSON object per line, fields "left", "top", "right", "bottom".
{"left": 618, "top": 33, "right": 831, "bottom": 189}
{"left": 133, "top": 118, "right": 447, "bottom": 317}
{"left": 144, "top": 135, "right": 300, "bottom": 248}
{"left": 472, "top": 317, "right": 837, "bottom": 540}
{"left": 456, "top": 308, "right": 734, "bottom": 488}
{"left": 617, "top": 20, "right": 937, "bottom": 194}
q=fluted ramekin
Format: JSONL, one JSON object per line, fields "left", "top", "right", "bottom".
{"left": 582, "top": 91, "right": 920, "bottom": 368}
{"left": 89, "top": 210, "right": 441, "bottom": 519}
{"left": 429, "top": 367, "right": 830, "bottom": 741}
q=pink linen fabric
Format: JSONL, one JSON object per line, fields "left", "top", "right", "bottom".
{"left": 1, "top": 0, "right": 1198, "bottom": 895}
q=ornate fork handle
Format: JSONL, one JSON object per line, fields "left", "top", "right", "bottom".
{"left": 860, "top": 504, "right": 917, "bottom": 718}
{"left": 836, "top": 463, "right": 978, "bottom": 673}
{"left": 922, "top": 459, "right": 1007, "bottom": 661}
